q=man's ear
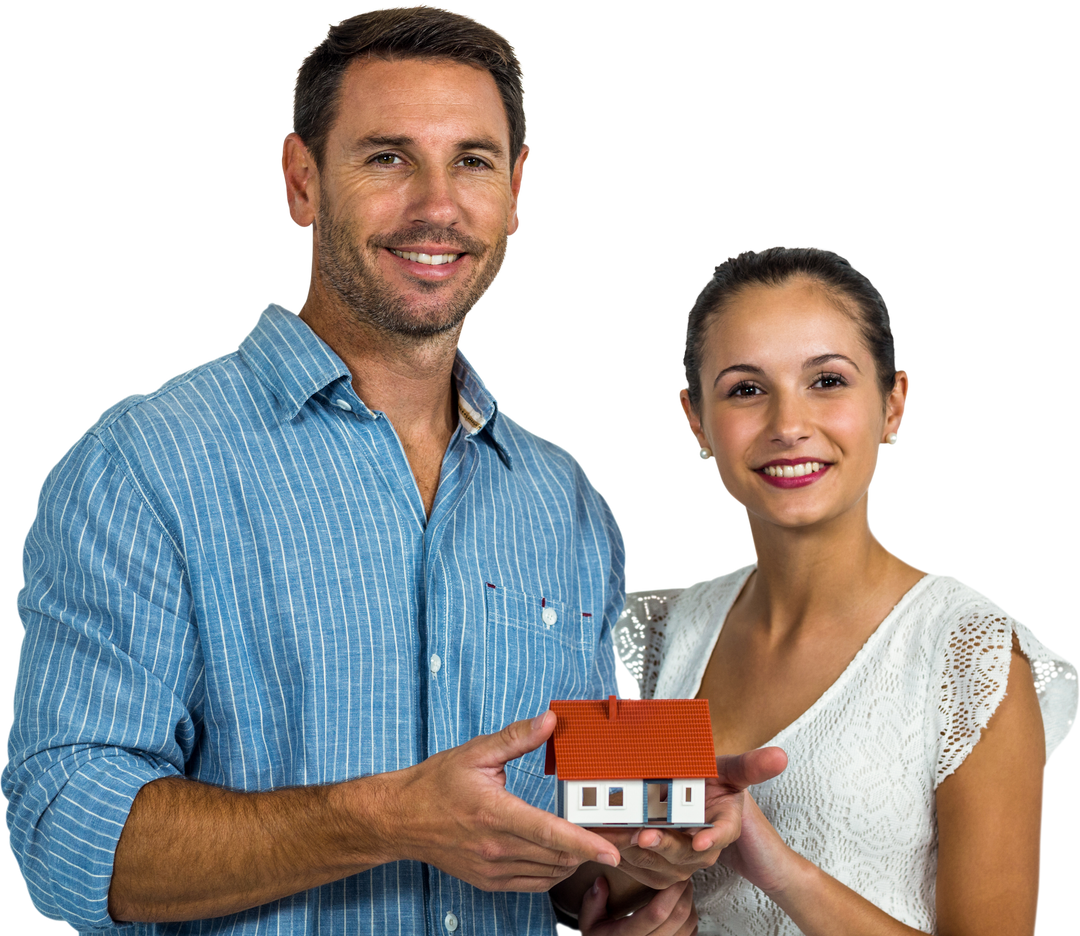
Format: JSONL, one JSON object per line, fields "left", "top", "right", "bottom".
{"left": 283, "top": 132, "right": 318, "bottom": 228}
{"left": 506, "top": 144, "right": 528, "bottom": 236}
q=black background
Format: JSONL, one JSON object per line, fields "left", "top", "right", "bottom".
{"left": 8, "top": 3, "right": 1071, "bottom": 932}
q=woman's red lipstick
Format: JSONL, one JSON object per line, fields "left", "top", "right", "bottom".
{"left": 757, "top": 458, "right": 830, "bottom": 489}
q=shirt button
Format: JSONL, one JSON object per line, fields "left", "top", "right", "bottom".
{"left": 542, "top": 607, "right": 557, "bottom": 627}
{"left": 430, "top": 654, "right": 442, "bottom": 674}
{"left": 334, "top": 399, "right": 352, "bottom": 411}
{"left": 444, "top": 912, "right": 459, "bottom": 932}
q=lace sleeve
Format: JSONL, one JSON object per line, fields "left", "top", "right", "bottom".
{"left": 617, "top": 591, "right": 648, "bottom": 695}
{"left": 1016, "top": 622, "right": 1077, "bottom": 758}
{"left": 613, "top": 590, "right": 683, "bottom": 700}
{"left": 928, "top": 591, "right": 1080, "bottom": 790}
{"left": 933, "top": 607, "right": 1012, "bottom": 787}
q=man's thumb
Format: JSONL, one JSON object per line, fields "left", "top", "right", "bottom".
{"left": 482, "top": 710, "right": 556, "bottom": 766}
{"left": 576, "top": 876, "right": 610, "bottom": 931}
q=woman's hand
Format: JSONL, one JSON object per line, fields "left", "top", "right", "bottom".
{"left": 593, "top": 746, "right": 789, "bottom": 892}
{"left": 578, "top": 875, "right": 698, "bottom": 936}
{"left": 717, "top": 790, "right": 799, "bottom": 896}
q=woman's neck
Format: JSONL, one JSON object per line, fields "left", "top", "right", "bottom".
{"left": 741, "top": 499, "right": 921, "bottom": 642}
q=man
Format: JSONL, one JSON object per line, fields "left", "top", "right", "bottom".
{"left": 5, "top": 8, "right": 778, "bottom": 934}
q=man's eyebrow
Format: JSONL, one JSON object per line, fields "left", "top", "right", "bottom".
{"left": 352, "top": 135, "right": 506, "bottom": 159}
{"left": 711, "top": 354, "right": 862, "bottom": 388}
{"left": 354, "top": 135, "right": 415, "bottom": 152}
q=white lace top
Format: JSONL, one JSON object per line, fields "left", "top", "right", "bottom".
{"left": 614, "top": 568, "right": 1077, "bottom": 935}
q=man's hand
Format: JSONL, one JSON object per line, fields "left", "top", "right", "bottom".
{"left": 110, "top": 711, "right": 619, "bottom": 922}
{"left": 387, "top": 711, "right": 621, "bottom": 892}
{"left": 577, "top": 875, "right": 698, "bottom": 936}
{"left": 591, "top": 746, "right": 788, "bottom": 890}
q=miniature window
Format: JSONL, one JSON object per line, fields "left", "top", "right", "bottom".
{"left": 608, "top": 786, "right": 624, "bottom": 807}
{"left": 581, "top": 786, "right": 597, "bottom": 807}
{"left": 682, "top": 786, "right": 693, "bottom": 804}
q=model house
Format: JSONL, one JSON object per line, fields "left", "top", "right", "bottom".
{"left": 545, "top": 696, "right": 718, "bottom": 826}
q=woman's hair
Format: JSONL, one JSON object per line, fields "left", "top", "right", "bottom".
{"left": 684, "top": 247, "right": 897, "bottom": 410}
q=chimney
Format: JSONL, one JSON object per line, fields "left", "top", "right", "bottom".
{"left": 608, "top": 695, "right": 617, "bottom": 720}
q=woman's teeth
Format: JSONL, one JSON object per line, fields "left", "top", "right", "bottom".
{"left": 763, "top": 462, "right": 825, "bottom": 478}
{"left": 391, "top": 250, "right": 459, "bottom": 265}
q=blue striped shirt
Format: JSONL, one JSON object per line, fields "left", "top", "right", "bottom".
{"left": 5, "top": 305, "right": 624, "bottom": 935}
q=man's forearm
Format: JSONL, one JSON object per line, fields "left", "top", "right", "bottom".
{"left": 108, "top": 773, "right": 397, "bottom": 923}
{"left": 107, "top": 714, "right": 622, "bottom": 924}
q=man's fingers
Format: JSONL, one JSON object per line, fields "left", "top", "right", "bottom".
{"left": 577, "top": 875, "right": 610, "bottom": 932}
{"left": 579, "top": 877, "right": 695, "bottom": 935}
{"left": 472, "top": 711, "right": 557, "bottom": 769}
{"left": 715, "top": 745, "right": 787, "bottom": 791}
{"left": 499, "top": 793, "right": 620, "bottom": 867}
{"left": 622, "top": 880, "right": 695, "bottom": 935}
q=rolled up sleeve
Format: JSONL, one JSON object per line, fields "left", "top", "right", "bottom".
{"left": 4, "top": 434, "right": 200, "bottom": 930}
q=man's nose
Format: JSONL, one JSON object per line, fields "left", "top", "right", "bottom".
{"left": 407, "top": 165, "right": 460, "bottom": 227}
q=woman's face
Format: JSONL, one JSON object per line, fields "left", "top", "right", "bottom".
{"left": 681, "top": 277, "right": 906, "bottom": 532}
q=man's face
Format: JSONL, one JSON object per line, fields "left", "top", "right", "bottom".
{"left": 313, "top": 57, "right": 525, "bottom": 337}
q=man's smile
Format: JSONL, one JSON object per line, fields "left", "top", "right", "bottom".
{"left": 389, "top": 249, "right": 462, "bottom": 265}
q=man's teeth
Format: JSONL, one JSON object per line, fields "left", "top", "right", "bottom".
{"left": 763, "top": 462, "right": 825, "bottom": 478}
{"left": 391, "top": 249, "right": 460, "bottom": 265}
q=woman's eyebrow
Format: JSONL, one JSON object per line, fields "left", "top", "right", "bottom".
{"left": 804, "top": 353, "right": 862, "bottom": 373}
{"left": 712, "top": 355, "right": 862, "bottom": 388}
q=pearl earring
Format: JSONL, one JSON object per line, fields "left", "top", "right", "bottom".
{"left": 886, "top": 433, "right": 897, "bottom": 445}
{"left": 699, "top": 448, "right": 713, "bottom": 459}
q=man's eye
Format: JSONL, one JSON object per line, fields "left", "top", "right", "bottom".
{"left": 457, "top": 156, "right": 488, "bottom": 169}
{"left": 372, "top": 153, "right": 402, "bottom": 165}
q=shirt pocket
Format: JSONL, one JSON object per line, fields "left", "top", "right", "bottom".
{"left": 480, "top": 584, "right": 598, "bottom": 796}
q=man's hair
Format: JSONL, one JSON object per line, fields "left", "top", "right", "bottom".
{"left": 684, "top": 248, "right": 898, "bottom": 411}
{"left": 294, "top": 7, "right": 525, "bottom": 170}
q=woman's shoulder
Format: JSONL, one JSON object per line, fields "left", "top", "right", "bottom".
{"left": 909, "top": 575, "right": 1077, "bottom": 781}
{"left": 890, "top": 574, "right": 1034, "bottom": 655}
{"left": 625, "top": 565, "right": 754, "bottom": 617}
{"left": 615, "top": 565, "right": 755, "bottom": 697}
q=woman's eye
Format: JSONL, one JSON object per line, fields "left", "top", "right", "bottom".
{"left": 729, "top": 381, "right": 762, "bottom": 398}
{"left": 813, "top": 372, "right": 846, "bottom": 389}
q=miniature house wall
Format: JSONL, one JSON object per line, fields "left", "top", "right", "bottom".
{"left": 546, "top": 696, "right": 717, "bottom": 827}
{"left": 558, "top": 777, "right": 707, "bottom": 825}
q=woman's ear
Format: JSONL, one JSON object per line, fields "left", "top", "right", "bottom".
{"left": 680, "top": 389, "right": 711, "bottom": 452}
{"left": 883, "top": 370, "right": 908, "bottom": 440}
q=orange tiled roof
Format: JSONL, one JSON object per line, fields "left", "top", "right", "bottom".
{"left": 544, "top": 697, "right": 718, "bottom": 780}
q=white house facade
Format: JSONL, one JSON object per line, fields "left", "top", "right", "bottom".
{"left": 559, "top": 777, "right": 707, "bottom": 825}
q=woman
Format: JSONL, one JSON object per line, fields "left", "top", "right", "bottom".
{"left": 614, "top": 248, "right": 1076, "bottom": 935}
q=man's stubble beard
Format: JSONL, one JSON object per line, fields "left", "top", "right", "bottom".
{"left": 316, "top": 202, "right": 507, "bottom": 339}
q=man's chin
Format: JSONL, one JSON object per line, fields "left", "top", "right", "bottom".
{"left": 365, "top": 296, "right": 472, "bottom": 338}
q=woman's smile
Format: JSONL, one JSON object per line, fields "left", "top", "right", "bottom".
{"left": 756, "top": 458, "right": 832, "bottom": 488}
{"left": 683, "top": 276, "right": 906, "bottom": 531}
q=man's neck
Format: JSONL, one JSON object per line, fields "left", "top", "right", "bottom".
{"left": 299, "top": 289, "right": 461, "bottom": 517}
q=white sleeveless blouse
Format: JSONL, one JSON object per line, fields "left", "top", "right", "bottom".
{"left": 614, "top": 568, "right": 1076, "bottom": 935}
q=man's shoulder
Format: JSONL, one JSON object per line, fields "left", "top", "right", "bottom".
{"left": 89, "top": 349, "right": 258, "bottom": 441}
{"left": 86, "top": 305, "right": 347, "bottom": 443}
{"left": 491, "top": 411, "right": 595, "bottom": 485}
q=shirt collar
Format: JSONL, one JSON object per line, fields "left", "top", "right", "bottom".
{"left": 239, "top": 305, "right": 511, "bottom": 464}
{"left": 453, "top": 351, "right": 511, "bottom": 465}
{"left": 239, "top": 305, "right": 352, "bottom": 420}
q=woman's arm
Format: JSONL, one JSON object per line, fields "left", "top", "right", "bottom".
{"left": 934, "top": 644, "right": 1043, "bottom": 934}
{"left": 722, "top": 644, "right": 1044, "bottom": 936}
